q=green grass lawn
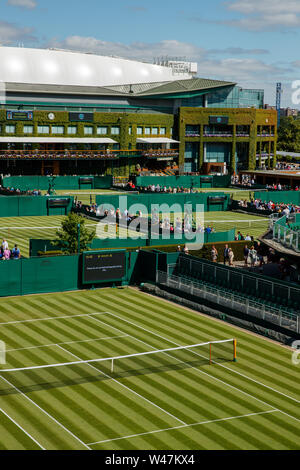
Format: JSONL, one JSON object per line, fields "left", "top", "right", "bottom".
{"left": 0, "top": 287, "right": 299, "bottom": 450}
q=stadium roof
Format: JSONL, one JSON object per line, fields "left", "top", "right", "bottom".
{"left": 0, "top": 47, "right": 236, "bottom": 99}
{"left": 0, "top": 47, "right": 194, "bottom": 88}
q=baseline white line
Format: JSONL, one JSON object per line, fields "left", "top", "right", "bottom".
{"left": 56, "top": 344, "right": 187, "bottom": 427}
{"left": 6, "top": 334, "right": 129, "bottom": 353}
{"left": 0, "top": 311, "right": 109, "bottom": 326}
{"left": 0, "top": 407, "right": 45, "bottom": 450}
{"left": 97, "top": 312, "right": 300, "bottom": 424}
{"left": 0, "top": 374, "right": 91, "bottom": 450}
{"left": 87, "top": 409, "right": 278, "bottom": 446}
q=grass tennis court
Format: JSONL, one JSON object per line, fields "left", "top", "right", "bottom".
{"left": 0, "top": 211, "right": 269, "bottom": 258}
{"left": 0, "top": 287, "right": 299, "bottom": 450}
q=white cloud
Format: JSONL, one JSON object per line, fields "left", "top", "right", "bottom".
{"left": 46, "top": 35, "right": 299, "bottom": 106}
{"left": 47, "top": 36, "right": 206, "bottom": 62}
{"left": 7, "top": 0, "right": 37, "bottom": 9}
{"left": 224, "top": 0, "right": 300, "bottom": 31}
{"left": 0, "top": 20, "right": 36, "bottom": 44}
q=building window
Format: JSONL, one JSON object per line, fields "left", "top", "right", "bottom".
{"left": 160, "top": 127, "right": 166, "bottom": 135}
{"left": 144, "top": 127, "right": 151, "bottom": 135}
{"left": 137, "top": 126, "right": 143, "bottom": 135}
{"left": 97, "top": 126, "right": 108, "bottom": 135}
{"left": 5, "top": 125, "right": 16, "bottom": 134}
{"left": 38, "top": 126, "right": 50, "bottom": 134}
{"left": 111, "top": 126, "right": 120, "bottom": 135}
{"left": 186, "top": 125, "right": 200, "bottom": 137}
{"left": 84, "top": 126, "right": 94, "bottom": 135}
{"left": 52, "top": 126, "right": 64, "bottom": 134}
{"left": 23, "top": 125, "right": 34, "bottom": 134}
{"left": 152, "top": 127, "right": 159, "bottom": 135}
{"left": 128, "top": 127, "right": 132, "bottom": 135}
{"left": 67, "top": 126, "right": 77, "bottom": 135}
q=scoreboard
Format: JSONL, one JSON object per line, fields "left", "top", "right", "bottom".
{"left": 82, "top": 250, "right": 126, "bottom": 284}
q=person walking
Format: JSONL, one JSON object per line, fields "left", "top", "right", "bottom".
{"left": 223, "top": 244, "right": 229, "bottom": 265}
{"left": 211, "top": 245, "right": 218, "bottom": 263}
{"left": 249, "top": 246, "right": 257, "bottom": 267}
{"left": 243, "top": 245, "right": 249, "bottom": 267}
{"left": 228, "top": 248, "right": 234, "bottom": 266}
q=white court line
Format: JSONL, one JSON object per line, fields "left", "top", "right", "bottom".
{"left": 0, "top": 311, "right": 109, "bottom": 326}
{"left": 6, "top": 334, "right": 129, "bottom": 353}
{"left": 0, "top": 374, "right": 91, "bottom": 450}
{"left": 87, "top": 409, "right": 278, "bottom": 446}
{"left": 93, "top": 312, "right": 300, "bottom": 424}
{"left": 0, "top": 407, "right": 45, "bottom": 450}
{"left": 56, "top": 344, "right": 187, "bottom": 427}
{"left": 0, "top": 224, "right": 97, "bottom": 230}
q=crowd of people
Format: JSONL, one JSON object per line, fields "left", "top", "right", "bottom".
{"left": 275, "top": 162, "right": 300, "bottom": 171}
{"left": 237, "top": 198, "right": 300, "bottom": 215}
{"left": 0, "top": 239, "right": 21, "bottom": 260}
{"left": 0, "top": 186, "right": 42, "bottom": 196}
{"left": 74, "top": 200, "right": 221, "bottom": 235}
{"left": 126, "top": 182, "right": 201, "bottom": 194}
{"left": 231, "top": 175, "right": 256, "bottom": 187}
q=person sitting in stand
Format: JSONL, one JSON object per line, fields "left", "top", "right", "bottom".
{"left": 12, "top": 244, "right": 21, "bottom": 259}
{"left": 3, "top": 247, "right": 11, "bottom": 260}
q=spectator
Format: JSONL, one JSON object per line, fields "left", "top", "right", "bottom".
{"left": 211, "top": 245, "right": 218, "bottom": 263}
{"left": 183, "top": 245, "right": 189, "bottom": 255}
{"left": 243, "top": 245, "right": 249, "bottom": 267}
{"left": 249, "top": 246, "right": 257, "bottom": 267}
{"left": 223, "top": 244, "right": 229, "bottom": 265}
{"left": 3, "top": 247, "right": 10, "bottom": 260}
{"left": 12, "top": 244, "right": 21, "bottom": 259}
{"left": 2, "top": 239, "right": 8, "bottom": 251}
{"left": 228, "top": 248, "right": 234, "bottom": 266}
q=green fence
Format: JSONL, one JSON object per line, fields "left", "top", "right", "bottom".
{"left": 96, "top": 192, "right": 229, "bottom": 213}
{"left": 0, "top": 255, "right": 79, "bottom": 297}
{"left": 133, "top": 175, "right": 231, "bottom": 188}
{"left": 0, "top": 249, "right": 143, "bottom": 298}
{"left": 1, "top": 175, "right": 113, "bottom": 191}
{"left": 254, "top": 191, "right": 300, "bottom": 205}
{"left": 0, "top": 195, "right": 74, "bottom": 217}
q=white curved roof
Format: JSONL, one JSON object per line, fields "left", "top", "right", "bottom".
{"left": 0, "top": 47, "right": 193, "bottom": 88}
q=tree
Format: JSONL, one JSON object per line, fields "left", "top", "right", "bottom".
{"left": 277, "top": 116, "right": 300, "bottom": 152}
{"left": 52, "top": 212, "right": 96, "bottom": 254}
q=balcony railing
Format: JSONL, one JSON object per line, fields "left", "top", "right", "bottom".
{"left": 204, "top": 132, "right": 233, "bottom": 137}
{"left": 0, "top": 149, "right": 150, "bottom": 160}
{"left": 257, "top": 133, "right": 275, "bottom": 137}
{"left": 185, "top": 132, "right": 200, "bottom": 137}
{"left": 141, "top": 150, "right": 179, "bottom": 158}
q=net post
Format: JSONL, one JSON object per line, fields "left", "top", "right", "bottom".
{"left": 209, "top": 342, "right": 212, "bottom": 365}
{"left": 111, "top": 359, "right": 114, "bottom": 373}
{"left": 233, "top": 339, "right": 237, "bottom": 362}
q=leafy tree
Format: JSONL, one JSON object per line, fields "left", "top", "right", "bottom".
{"left": 52, "top": 212, "right": 96, "bottom": 254}
{"left": 277, "top": 116, "right": 300, "bottom": 152}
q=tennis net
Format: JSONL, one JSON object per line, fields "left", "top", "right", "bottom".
{"left": 0, "top": 339, "right": 236, "bottom": 395}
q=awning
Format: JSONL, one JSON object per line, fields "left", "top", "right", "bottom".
{"left": 0, "top": 137, "right": 118, "bottom": 144}
{"left": 136, "top": 138, "right": 180, "bottom": 144}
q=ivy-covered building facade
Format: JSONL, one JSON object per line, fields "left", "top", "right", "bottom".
{"left": 0, "top": 47, "right": 277, "bottom": 177}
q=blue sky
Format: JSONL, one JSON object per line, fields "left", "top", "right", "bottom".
{"left": 1, "top": 0, "right": 300, "bottom": 107}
